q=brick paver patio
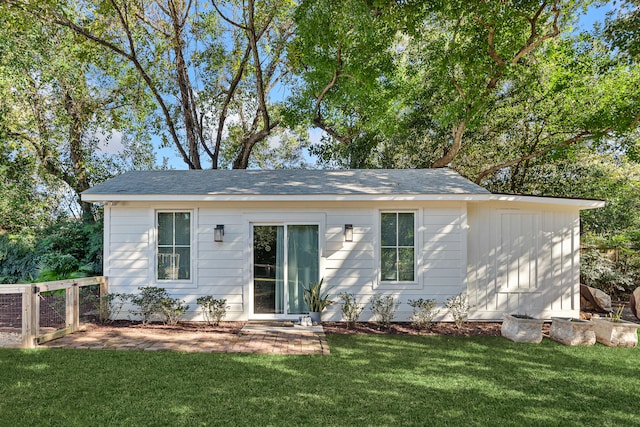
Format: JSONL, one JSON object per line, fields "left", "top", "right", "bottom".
{"left": 40, "top": 322, "right": 330, "bottom": 355}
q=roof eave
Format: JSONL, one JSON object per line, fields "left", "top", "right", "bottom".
{"left": 81, "top": 193, "right": 605, "bottom": 208}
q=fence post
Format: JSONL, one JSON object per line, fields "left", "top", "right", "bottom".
{"left": 22, "top": 287, "right": 33, "bottom": 349}
{"left": 73, "top": 283, "right": 80, "bottom": 331}
{"left": 100, "top": 276, "right": 108, "bottom": 298}
{"left": 22, "top": 286, "right": 39, "bottom": 348}
{"left": 66, "top": 283, "right": 80, "bottom": 332}
{"left": 100, "top": 277, "right": 109, "bottom": 323}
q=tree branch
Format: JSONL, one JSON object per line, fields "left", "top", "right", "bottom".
{"left": 474, "top": 130, "right": 594, "bottom": 183}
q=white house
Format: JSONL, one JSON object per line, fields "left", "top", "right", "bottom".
{"left": 82, "top": 168, "right": 604, "bottom": 322}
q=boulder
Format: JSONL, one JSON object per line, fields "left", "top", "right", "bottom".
{"left": 580, "top": 284, "right": 612, "bottom": 313}
{"left": 630, "top": 287, "right": 640, "bottom": 320}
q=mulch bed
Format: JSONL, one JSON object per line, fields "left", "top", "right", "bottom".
{"left": 78, "top": 320, "right": 509, "bottom": 337}
{"left": 82, "top": 320, "right": 247, "bottom": 335}
{"left": 322, "top": 321, "right": 507, "bottom": 336}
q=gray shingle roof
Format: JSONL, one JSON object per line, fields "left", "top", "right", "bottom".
{"left": 82, "top": 168, "right": 490, "bottom": 197}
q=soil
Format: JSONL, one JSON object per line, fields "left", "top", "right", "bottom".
{"left": 81, "top": 320, "right": 247, "bottom": 335}
{"left": 322, "top": 321, "right": 506, "bottom": 336}
{"left": 49, "top": 320, "right": 510, "bottom": 337}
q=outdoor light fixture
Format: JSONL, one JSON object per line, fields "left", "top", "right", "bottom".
{"left": 214, "top": 225, "right": 225, "bottom": 242}
{"left": 344, "top": 224, "right": 353, "bottom": 242}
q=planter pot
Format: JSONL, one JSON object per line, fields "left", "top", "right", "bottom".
{"left": 550, "top": 317, "right": 595, "bottom": 346}
{"left": 591, "top": 318, "right": 640, "bottom": 347}
{"left": 501, "top": 313, "right": 544, "bottom": 343}
{"left": 308, "top": 312, "right": 322, "bottom": 325}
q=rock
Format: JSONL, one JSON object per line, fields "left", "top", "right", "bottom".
{"left": 630, "top": 287, "right": 640, "bottom": 320}
{"left": 580, "top": 284, "right": 612, "bottom": 313}
{"left": 501, "top": 313, "right": 544, "bottom": 344}
{"left": 591, "top": 318, "right": 640, "bottom": 347}
{"left": 550, "top": 317, "right": 595, "bottom": 346}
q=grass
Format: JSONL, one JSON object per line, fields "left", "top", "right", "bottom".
{"left": 1, "top": 334, "right": 639, "bottom": 426}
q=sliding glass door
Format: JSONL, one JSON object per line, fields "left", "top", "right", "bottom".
{"left": 253, "top": 224, "right": 318, "bottom": 316}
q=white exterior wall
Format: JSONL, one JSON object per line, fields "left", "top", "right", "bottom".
{"left": 104, "top": 201, "right": 467, "bottom": 322}
{"left": 467, "top": 202, "right": 581, "bottom": 320}
{"left": 103, "top": 199, "right": 582, "bottom": 322}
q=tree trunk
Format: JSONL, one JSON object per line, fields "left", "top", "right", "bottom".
{"left": 432, "top": 120, "right": 466, "bottom": 168}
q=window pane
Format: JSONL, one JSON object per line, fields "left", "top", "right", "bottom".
{"left": 398, "top": 248, "right": 415, "bottom": 281}
{"left": 158, "top": 247, "right": 175, "bottom": 280}
{"left": 381, "top": 213, "right": 397, "bottom": 246}
{"left": 398, "top": 213, "right": 414, "bottom": 246}
{"left": 158, "top": 213, "right": 173, "bottom": 246}
{"left": 175, "top": 247, "right": 190, "bottom": 280}
{"left": 175, "top": 213, "right": 190, "bottom": 245}
{"left": 381, "top": 248, "right": 397, "bottom": 281}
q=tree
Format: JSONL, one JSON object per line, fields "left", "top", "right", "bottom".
{"left": 6, "top": 0, "right": 296, "bottom": 170}
{"left": 287, "top": 0, "right": 399, "bottom": 168}
{"left": 0, "top": 9, "right": 154, "bottom": 220}
{"left": 453, "top": 34, "right": 640, "bottom": 185}
{"left": 605, "top": 0, "right": 640, "bottom": 62}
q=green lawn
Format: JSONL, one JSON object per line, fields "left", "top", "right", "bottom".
{"left": 1, "top": 334, "right": 639, "bottom": 426}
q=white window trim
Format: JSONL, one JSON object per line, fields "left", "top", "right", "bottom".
{"left": 374, "top": 209, "right": 422, "bottom": 290}
{"left": 152, "top": 209, "right": 196, "bottom": 288}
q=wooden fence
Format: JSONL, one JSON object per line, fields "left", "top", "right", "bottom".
{"left": 0, "top": 276, "right": 108, "bottom": 349}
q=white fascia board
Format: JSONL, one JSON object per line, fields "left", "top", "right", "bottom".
{"left": 81, "top": 192, "right": 605, "bottom": 208}
{"left": 482, "top": 194, "right": 605, "bottom": 209}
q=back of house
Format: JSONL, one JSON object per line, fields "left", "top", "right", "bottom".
{"left": 82, "top": 168, "right": 603, "bottom": 322}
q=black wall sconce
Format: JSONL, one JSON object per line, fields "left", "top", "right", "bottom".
{"left": 344, "top": 224, "right": 353, "bottom": 242}
{"left": 214, "top": 225, "right": 225, "bottom": 242}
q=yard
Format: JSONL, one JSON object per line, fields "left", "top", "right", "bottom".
{"left": 1, "top": 334, "right": 638, "bottom": 426}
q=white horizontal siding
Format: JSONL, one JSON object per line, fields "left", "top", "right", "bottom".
{"left": 105, "top": 202, "right": 470, "bottom": 322}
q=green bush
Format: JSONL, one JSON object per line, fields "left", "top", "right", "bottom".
{"left": 580, "top": 247, "right": 634, "bottom": 297}
{"left": 131, "top": 286, "right": 169, "bottom": 325}
{"left": 407, "top": 298, "right": 440, "bottom": 330}
{"left": 369, "top": 294, "right": 399, "bottom": 329}
{"left": 445, "top": 293, "right": 470, "bottom": 329}
{"left": 338, "top": 292, "right": 364, "bottom": 328}
{"left": 0, "top": 217, "right": 103, "bottom": 284}
{"left": 160, "top": 297, "right": 190, "bottom": 326}
{"left": 98, "top": 292, "right": 133, "bottom": 323}
{"left": 196, "top": 296, "right": 229, "bottom": 326}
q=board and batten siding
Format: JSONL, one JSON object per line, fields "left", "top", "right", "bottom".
{"left": 466, "top": 202, "right": 581, "bottom": 320}
{"left": 104, "top": 201, "right": 469, "bottom": 321}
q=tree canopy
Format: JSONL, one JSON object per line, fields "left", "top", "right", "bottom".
{"left": 1, "top": 0, "right": 640, "bottom": 285}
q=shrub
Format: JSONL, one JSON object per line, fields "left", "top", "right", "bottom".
{"left": 131, "top": 286, "right": 169, "bottom": 325}
{"left": 197, "top": 296, "right": 229, "bottom": 326}
{"left": 445, "top": 293, "right": 470, "bottom": 329}
{"left": 407, "top": 298, "right": 440, "bottom": 330}
{"left": 580, "top": 247, "right": 633, "bottom": 297}
{"left": 369, "top": 294, "right": 399, "bottom": 329}
{"left": 160, "top": 297, "right": 190, "bottom": 326}
{"left": 338, "top": 293, "right": 364, "bottom": 328}
{"left": 99, "top": 292, "right": 133, "bottom": 323}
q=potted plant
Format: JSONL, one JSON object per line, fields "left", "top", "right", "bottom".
{"left": 501, "top": 313, "right": 545, "bottom": 343}
{"left": 302, "top": 279, "right": 333, "bottom": 324}
{"left": 591, "top": 305, "right": 640, "bottom": 347}
{"left": 550, "top": 317, "right": 596, "bottom": 346}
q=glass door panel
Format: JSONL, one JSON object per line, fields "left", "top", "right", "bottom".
{"left": 252, "top": 224, "right": 319, "bottom": 316}
{"left": 287, "top": 225, "right": 319, "bottom": 314}
{"left": 253, "top": 226, "right": 284, "bottom": 314}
